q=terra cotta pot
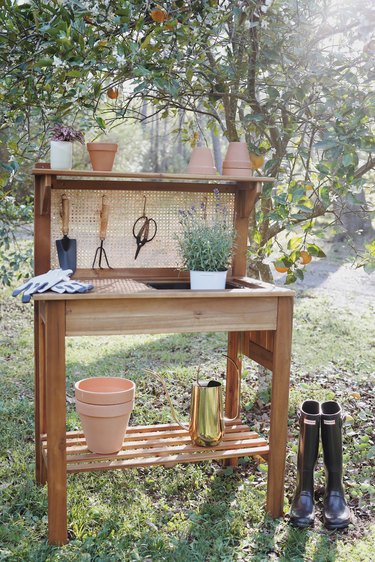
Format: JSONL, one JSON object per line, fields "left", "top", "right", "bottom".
{"left": 222, "top": 142, "right": 252, "bottom": 177}
{"left": 74, "top": 376, "right": 135, "bottom": 453}
{"left": 186, "top": 147, "right": 217, "bottom": 175}
{"left": 75, "top": 376, "right": 135, "bottom": 405}
{"left": 75, "top": 398, "right": 134, "bottom": 454}
{"left": 87, "top": 142, "right": 118, "bottom": 171}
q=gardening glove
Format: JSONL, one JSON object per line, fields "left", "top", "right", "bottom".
{"left": 51, "top": 280, "right": 94, "bottom": 294}
{"left": 12, "top": 268, "right": 73, "bottom": 303}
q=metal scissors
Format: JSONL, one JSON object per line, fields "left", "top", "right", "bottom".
{"left": 132, "top": 196, "right": 157, "bottom": 260}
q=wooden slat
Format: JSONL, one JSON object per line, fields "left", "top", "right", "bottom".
{"left": 265, "top": 330, "right": 275, "bottom": 352}
{"left": 55, "top": 179, "right": 248, "bottom": 193}
{"left": 66, "top": 438, "right": 267, "bottom": 464}
{"left": 244, "top": 340, "right": 273, "bottom": 371}
{"left": 253, "top": 330, "right": 274, "bottom": 352}
{"left": 40, "top": 422, "right": 251, "bottom": 442}
{"left": 64, "top": 431, "right": 261, "bottom": 456}
{"left": 67, "top": 446, "right": 270, "bottom": 473}
{"left": 64, "top": 296, "right": 278, "bottom": 336}
{"left": 40, "top": 422, "right": 269, "bottom": 474}
{"left": 42, "top": 428, "right": 256, "bottom": 451}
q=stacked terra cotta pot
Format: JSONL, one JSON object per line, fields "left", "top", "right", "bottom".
{"left": 222, "top": 142, "right": 253, "bottom": 177}
{"left": 75, "top": 377, "right": 135, "bottom": 454}
{"left": 186, "top": 146, "right": 217, "bottom": 175}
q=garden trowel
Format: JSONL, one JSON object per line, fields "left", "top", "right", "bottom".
{"left": 56, "top": 194, "right": 77, "bottom": 273}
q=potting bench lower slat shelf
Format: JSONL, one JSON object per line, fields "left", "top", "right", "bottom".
{"left": 40, "top": 422, "right": 269, "bottom": 474}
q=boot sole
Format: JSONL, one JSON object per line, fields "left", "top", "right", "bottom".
{"left": 324, "top": 521, "right": 350, "bottom": 530}
{"left": 290, "top": 518, "right": 314, "bottom": 529}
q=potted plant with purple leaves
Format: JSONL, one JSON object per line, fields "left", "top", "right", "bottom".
{"left": 50, "top": 123, "right": 85, "bottom": 170}
{"left": 176, "top": 189, "right": 237, "bottom": 290}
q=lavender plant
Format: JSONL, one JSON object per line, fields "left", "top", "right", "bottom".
{"left": 50, "top": 124, "right": 85, "bottom": 144}
{"left": 176, "top": 189, "right": 236, "bottom": 272}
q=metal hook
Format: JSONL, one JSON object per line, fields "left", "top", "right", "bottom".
{"left": 142, "top": 194, "right": 147, "bottom": 216}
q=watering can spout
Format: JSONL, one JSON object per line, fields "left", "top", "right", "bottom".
{"left": 149, "top": 371, "right": 189, "bottom": 432}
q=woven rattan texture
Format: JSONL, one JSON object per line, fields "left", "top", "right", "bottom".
{"left": 77, "top": 278, "right": 154, "bottom": 294}
{"left": 51, "top": 189, "right": 235, "bottom": 269}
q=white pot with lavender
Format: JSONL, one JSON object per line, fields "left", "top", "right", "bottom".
{"left": 176, "top": 189, "right": 237, "bottom": 290}
{"left": 50, "top": 124, "right": 85, "bottom": 170}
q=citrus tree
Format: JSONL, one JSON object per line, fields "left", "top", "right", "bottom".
{"left": 0, "top": 0, "right": 374, "bottom": 283}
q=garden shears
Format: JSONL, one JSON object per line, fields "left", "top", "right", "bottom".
{"left": 132, "top": 196, "right": 157, "bottom": 260}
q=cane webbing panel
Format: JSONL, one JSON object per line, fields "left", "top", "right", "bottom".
{"left": 50, "top": 189, "right": 235, "bottom": 269}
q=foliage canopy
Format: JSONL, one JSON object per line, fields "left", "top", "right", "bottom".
{"left": 0, "top": 0, "right": 374, "bottom": 283}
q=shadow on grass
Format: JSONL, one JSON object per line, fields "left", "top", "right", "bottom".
{"left": 64, "top": 331, "right": 272, "bottom": 428}
{"left": 122, "top": 465, "right": 278, "bottom": 562}
{"left": 164, "top": 468, "right": 243, "bottom": 561}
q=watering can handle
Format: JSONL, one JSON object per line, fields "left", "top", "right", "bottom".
{"left": 144, "top": 369, "right": 189, "bottom": 432}
{"left": 223, "top": 354, "right": 241, "bottom": 423}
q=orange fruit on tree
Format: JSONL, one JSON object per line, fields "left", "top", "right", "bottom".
{"left": 107, "top": 87, "right": 119, "bottom": 100}
{"left": 150, "top": 5, "right": 169, "bottom": 23}
{"left": 300, "top": 250, "right": 312, "bottom": 265}
{"left": 274, "top": 264, "right": 288, "bottom": 273}
{"left": 249, "top": 152, "right": 265, "bottom": 170}
{"left": 164, "top": 20, "right": 176, "bottom": 30}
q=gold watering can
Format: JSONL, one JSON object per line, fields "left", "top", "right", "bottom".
{"left": 147, "top": 356, "right": 240, "bottom": 447}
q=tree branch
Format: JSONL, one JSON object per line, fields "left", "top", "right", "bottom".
{"left": 354, "top": 156, "right": 375, "bottom": 179}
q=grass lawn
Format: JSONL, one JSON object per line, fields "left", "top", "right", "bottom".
{"left": 0, "top": 281, "right": 374, "bottom": 561}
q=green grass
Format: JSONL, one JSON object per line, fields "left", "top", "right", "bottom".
{"left": 0, "top": 287, "right": 374, "bottom": 561}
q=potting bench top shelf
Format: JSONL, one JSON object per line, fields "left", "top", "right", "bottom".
{"left": 32, "top": 165, "right": 274, "bottom": 184}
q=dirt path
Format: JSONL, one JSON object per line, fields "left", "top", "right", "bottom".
{"left": 274, "top": 246, "right": 375, "bottom": 310}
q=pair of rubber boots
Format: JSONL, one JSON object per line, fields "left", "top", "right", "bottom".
{"left": 290, "top": 400, "right": 350, "bottom": 529}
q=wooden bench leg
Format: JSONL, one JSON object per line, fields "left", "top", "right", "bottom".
{"left": 266, "top": 297, "right": 293, "bottom": 517}
{"left": 45, "top": 301, "right": 68, "bottom": 545}
{"left": 224, "top": 332, "right": 243, "bottom": 467}
{"left": 34, "top": 303, "right": 47, "bottom": 485}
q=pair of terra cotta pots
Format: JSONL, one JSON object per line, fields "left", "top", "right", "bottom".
{"left": 186, "top": 142, "right": 253, "bottom": 177}
{"left": 75, "top": 377, "right": 135, "bottom": 454}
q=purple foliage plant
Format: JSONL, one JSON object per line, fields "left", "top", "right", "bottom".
{"left": 50, "top": 124, "right": 85, "bottom": 144}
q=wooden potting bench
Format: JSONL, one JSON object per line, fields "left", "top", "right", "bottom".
{"left": 32, "top": 165, "right": 293, "bottom": 544}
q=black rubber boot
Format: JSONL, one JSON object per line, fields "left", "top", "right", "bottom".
{"left": 290, "top": 400, "right": 321, "bottom": 528}
{"left": 321, "top": 401, "right": 351, "bottom": 529}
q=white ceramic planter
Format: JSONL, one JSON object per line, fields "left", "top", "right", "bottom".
{"left": 50, "top": 140, "right": 73, "bottom": 170}
{"left": 190, "top": 270, "right": 227, "bottom": 290}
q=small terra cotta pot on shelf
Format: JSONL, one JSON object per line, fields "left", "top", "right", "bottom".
{"left": 87, "top": 142, "right": 118, "bottom": 171}
{"left": 186, "top": 147, "right": 217, "bottom": 175}
{"left": 75, "top": 376, "right": 135, "bottom": 454}
{"left": 222, "top": 141, "right": 253, "bottom": 177}
{"left": 190, "top": 270, "right": 227, "bottom": 290}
